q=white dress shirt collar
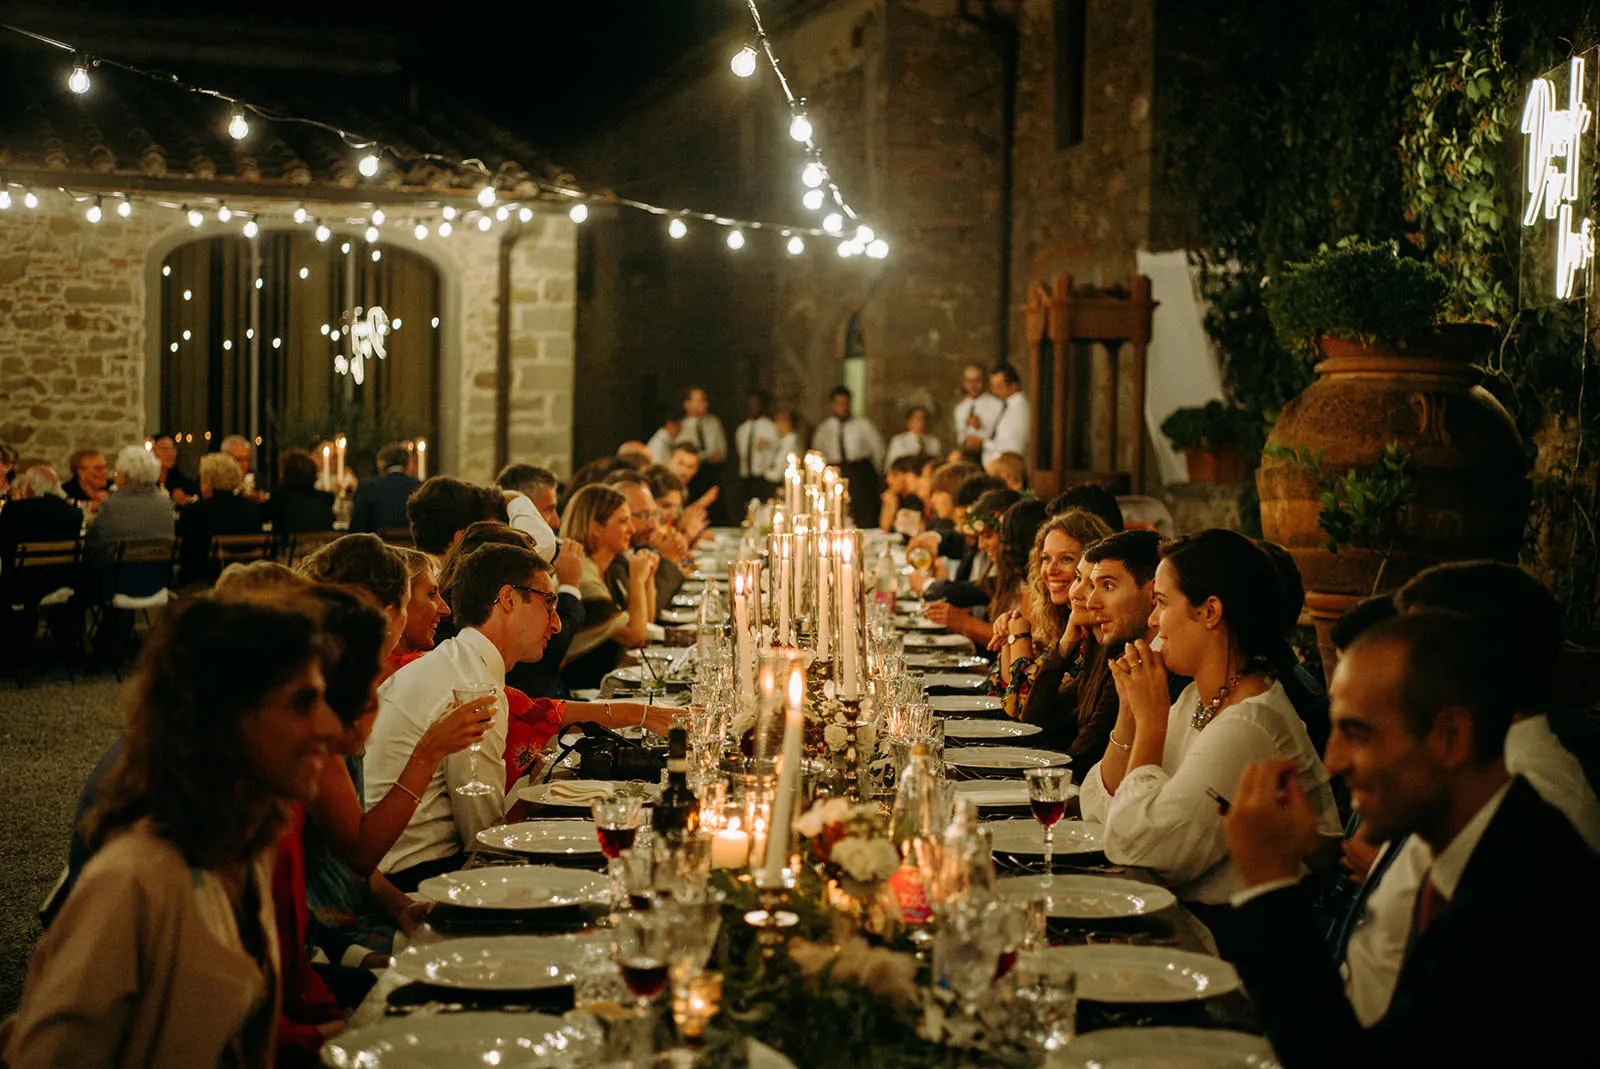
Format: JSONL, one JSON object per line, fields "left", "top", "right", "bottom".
{"left": 454, "top": 625, "right": 507, "bottom": 681}
{"left": 1428, "top": 780, "right": 1511, "bottom": 900}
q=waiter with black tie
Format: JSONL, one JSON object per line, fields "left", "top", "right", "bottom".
{"left": 810, "top": 385, "right": 884, "bottom": 530}
{"left": 675, "top": 386, "right": 728, "bottom": 525}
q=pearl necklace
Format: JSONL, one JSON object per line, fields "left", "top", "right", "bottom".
{"left": 1192, "top": 671, "right": 1243, "bottom": 731}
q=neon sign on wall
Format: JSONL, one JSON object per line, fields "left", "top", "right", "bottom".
{"left": 1520, "top": 53, "right": 1596, "bottom": 305}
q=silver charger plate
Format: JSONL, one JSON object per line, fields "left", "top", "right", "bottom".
{"left": 997, "top": 873, "right": 1177, "bottom": 919}
{"left": 930, "top": 694, "right": 1003, "bottom": 713}
{"left": 921, "top": 672, "right": 988, "bottom": 690}
{"left": 390, "top": 932, "right": 603, "bottom": 992}
{"left": 416, "top": 865, "right": 609, "bottom": 910}
{"left": 902, "top": 631, "right": 971, "bottom": 648}
{"left": 943, "top": 718, "right": 1042, "bottom": 740}
{"left": 954, "top": 779, "right": 1077, "bottom": 808}
{"left": 476, "top": 820, "right": 603, "bottom": 856}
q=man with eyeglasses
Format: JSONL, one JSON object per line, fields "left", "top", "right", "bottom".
{"left": 606, "top": 470, "right": 685, "bottom": 607}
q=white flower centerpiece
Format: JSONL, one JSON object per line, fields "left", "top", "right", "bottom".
{"left": 794, "top": 797, "right": 902, "bottom": 939}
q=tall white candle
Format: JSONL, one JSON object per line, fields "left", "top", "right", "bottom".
{"left": 321, "top": 445, "right": 332, "bottom": 489}
{"left": 816, "top": 531, "right": 833, "bottom": 659}
{"left": 335, "top": 434, "right": 347, "bottom": 483}
{"left": 838, "top": 532, "right": 860, "bottom": 699}
{"left": 732, "top": 565, "right": 754, "bottom": 697}
{"left": 415, "top": 438, "right": 428, "bottom": 480}
{"left": 831, "top": 482, "right": 846, "bottom": 527}
{"left": 773, "top": 534, "right": 793, "bottom": 645}
{"left": 761, "top": 663, "right": 805, "bottom": 882}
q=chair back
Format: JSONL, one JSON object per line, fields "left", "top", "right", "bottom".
{"left": 9, "top": 538, "right": 81, "bottom": 570}
{"left": 378, "top": 527, "right": 415, "bottom": 549}
{"left": 5, "top": 538, "right": 83, "bottom": 607}
{"left": 112, "top": 538, "right": 177, "bottom": 598}
{"left": 210, "top": 532, "right": 278, "bottom": 568}
{"left": 284, "top": 530, "right": 341, "bottom": 567}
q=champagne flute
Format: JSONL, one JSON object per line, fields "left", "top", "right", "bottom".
{"left": 1025, "top": 766, "right": 1072, "bottom": 877}
{"left": 450, "top": 684, "right": 499, "bottom": 796}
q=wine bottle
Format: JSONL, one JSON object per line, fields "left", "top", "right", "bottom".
{"left": 652, "top": 726, "right": 700, "bottom": 840}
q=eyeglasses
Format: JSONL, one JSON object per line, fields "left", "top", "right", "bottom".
{"left": 507, "top": 584, "right": 559, "bottom": 611}
{"left": 630, "top": 509, "right": 662, "bottom": 524}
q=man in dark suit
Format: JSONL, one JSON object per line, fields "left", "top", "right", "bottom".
{"left": 350, "top": 441, "right": 422, "bottom": 534}
{"left": 1222, "top": 612, "right": 1600, "bottom": 1068}
{"left": 0, "top": 466, "right": 85, "bottom": 634}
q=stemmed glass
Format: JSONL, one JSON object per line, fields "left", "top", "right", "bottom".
{"left": 662, "top": 895, "right": 724, "bottom": 1032}
{"left": 1025, "top": 766, "right": 1072, "bottom": 876}
{"left": 935, "top": 899, "right": 1002, "bottom": 1019}
{"left": 613, "top": 909, "right": 673, "bottom": 1014}
{"left": 450, "top": 684, "right": 499, "bottom": 796}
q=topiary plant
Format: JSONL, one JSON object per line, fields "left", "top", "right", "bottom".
{"left": 1159, "top": 400, "right": 1258, "bottom": 451}
{"left": 1262, "top": 237, "right": 1451, "bottom": 357}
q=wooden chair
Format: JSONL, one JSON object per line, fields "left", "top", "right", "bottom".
{"left": 209, "top": 532, "right": 279, "bottom": 570}
{"left": 283, "top": 530, "right": 341, "bottom": 567}
{"left": 3, "top": 538, "right": 84, "bottom": 684}
{"left": 95, "top": 538, "right": 178, "bottom": 679}
{"left": 378, "top": 527, "right": 415, "bottom": 550}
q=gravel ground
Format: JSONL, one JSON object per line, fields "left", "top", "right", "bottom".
{"left": 0, "top": 675, "right": 125, "bottom": 1016}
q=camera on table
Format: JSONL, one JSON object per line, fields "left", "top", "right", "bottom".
{"left": 573, "top": 731, "right": 666, "bottom": 781}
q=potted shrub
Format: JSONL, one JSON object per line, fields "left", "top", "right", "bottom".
{"left": 1160, "top": 400, "right": 1256, "bottom": 483}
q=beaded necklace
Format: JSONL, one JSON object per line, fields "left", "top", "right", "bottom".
{"left": 1191, "top": 671, "right": 1244, "bottom": 731}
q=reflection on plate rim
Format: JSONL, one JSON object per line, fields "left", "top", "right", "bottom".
{"left": 981, "top": 817, "right": 1104, "bottom": 854}
{"left": 390, "top": 932, "right": 601, "bottom": 991}
{"left": 996, "top": 873, "right": 1178, "bottom": 918}
{"left": 942, "top": 718, "right": 1042, "bottom": 738}
{"left": 1030, "top": 944, "right": 1242, "bottom": 1003}
{"left": 322, "top": 1011, "right": 572, "bottom": 1064}
{"left": 1048, "top": 1026, "right": 1278, "bottom": 1067}
{"left": 477, "top": 819, "right": 604, "bottom": 854}
{"left": 943, "top": 745, "right": 1071, "bottom": 768}
{"left": 415, "top": 865, "right": 609, "bottom": 909}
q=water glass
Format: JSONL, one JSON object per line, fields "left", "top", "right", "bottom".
{"left": 934, "top": 899, "right": 1003, "bottom": 1016}
{"left": 572, "top": 938, "right": 626, "bottom": 1009}
{"left": 653, "top": 833, "right": 714, "bottom": 901}
{"left": 449, "top": 684, "right": 499, "bottom": 796}
{"left": 617, "top": 848, "right": 657, "bottom": 912}
{"left": 1014, "top": 954, "right": 1077, "bottom": 1051}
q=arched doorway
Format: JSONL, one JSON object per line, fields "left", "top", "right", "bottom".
{"left": 157, "top": 231, "right": 442, "bottom": 482}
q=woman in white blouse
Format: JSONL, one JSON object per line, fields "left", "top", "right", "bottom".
{"left": 1079, "top": 529, "right": 1338, "bottom": 909}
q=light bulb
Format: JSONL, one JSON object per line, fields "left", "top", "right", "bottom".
{"left": 822, "top": 212, "right": 843, "bottom": 234}
{"left": 867, "top": 238, "right": 889, "bottom": 259}
{"left": 0, "top": 190, "right": 10, "bottom": 210}
{"left": 668, "top": 218, "right": 688, "bottom": 239}
{"left": 477, "top": 215, "right": 492, "bottom": 232}
{"left": 371, "top": 249, "right": 382, "bottom": 262}
{"left": 415, "top": 223, "right": 429, "bottom": 240}
{"left": 438, "top": 220, "right": 453, "bottom": 237}
{"left": 801, "top": 162, "right": 826, "bottom": 188}
{"left": 294, "top": 206, "right": 308, "bottom": 224}
{"left": 182, "top": 329, "right": 192, "bottom": 340}
{"left": 477, "top": 186, "right": 495, "bottom": 208}
{"left": 787, "top": 235, "right": 805, "bottom": 255}
{"left": 187, "top": 208, "right": 203, "bottom": 227}
{"left": 254, "top": 278, "right": 263, "bottom": 289}
{"left": 371, "top": 208, "right": 385, "bottom": 225}
{"left": 116, "top": 196, "right": 132, "bottom": 217}
{"left": 341, "top": 242, "right": 351, "bottom": 253}
{"left": 315, "top": 223, "right": 331, "bottom": 242}
{"left": 789, "top": 113, "right": 813, "bottom": 142}
{"left": 431, "top": 316, "right": 440, "bottom": 328}
{"left": 731, "top": 45, "right": 758, "bottom": 77}
{"left": 217, "top": 205, "right": 231, "bottom": 222}
{"left": 331, "top": 329, "right": 341, "bottom": 341}
{"left": 272, "top": 337, "right": 281, "bottom": 349}
{"left": 162, "top": 264, "right": 170, "bottom": 276}
{"left": 243, "top": 219, "right": 258, "bottom": 238}
{"left": 837, "top": 240, "right": 857, "bottom": 258}
{"left": 223, "top": 340, "right": 233, "bottom": 351}
{"left": 495, "top": 205, "right": 510, "bottom": 221}
{"left": 442, "top": 205, "right": 457, "bottom": 220}
{"left": 568, "top": 203, "right": 589, "bottom": 224}
{"left": 85, "top": 198, "right": 102, "bottom": 224}
{"left": 169, "top": 342, "right": 178, "bottom": 352}
{"left": 358, "top": 153, "right": 380, "bottom": 177}
{"left": 855, "top": 225, "right": 875, "bottom": 243}
{"left": 183, "top": 290, "right": 192, "bottom": 301}
{"left": 227, "top": 108, "right": 249, "bottom": 140}
{"left": 298, "top": 267, "right": 309, "bottom": 279}
{"left": 68, "top": 61, "right": 91, "bottom": 94}
{"left": 320, "top": 324, "right": 330, "bottom": 336}
{"left": 23, "top": 191, "right": 38, "bottom": 209}
{"left": 518, "top": 207, "right": 533, "bottom": 223}
{"left": 726, "top": 229, "right": 745, "bottom": 250}
{"left": 246, "top": 328, "right": 254, "bottom": 339}
{"left": 802, "top": 188, "right": 825, "bottom": 211}
{"left": 365, "top": 225, "right": 379, "bottom": 243}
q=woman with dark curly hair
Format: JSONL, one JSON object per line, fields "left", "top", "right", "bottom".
{"left": 3, "top": 596, "right": 339, "bottom": 1067}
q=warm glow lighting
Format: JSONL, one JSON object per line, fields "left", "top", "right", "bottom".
{"left": 855, "top": 225, "right": 875, "bottom": 243}
{"left": 801, "top": 163, "right": 826, "bottom": 188}
{"left": 68, "top": 62, "right": 91, "bottom": 94}
{"left": 0, "top": 191, "right": 11, "bottom": 210}
{"left": 365, "top": 225, "right": 379, "bottom": 243}
{"left": 254, "top": 278, "right": 263, "bottom": 289}
{"left": 477, "top": 216, "right": 492, "bottom": 232}
{"left": 495, "top": 205, "right": 510, "bottom": 222}
{"left": 731, "top": 45, "right": 759, "bottom": 77}
{"left": 415, "top": 222, "right": 429, "bottom": 240}
{"left": 294, "top": 206, "right": 308, "bottom": 224}
{"left": 802, "top": 188, "right": 825, "bottom": 211}
{"left": 393, "top": 317, "right": 402, "bottom": 329}
{"left": 315, "top": 223, "right": 331, "bottom": 242}
{"left": 518, "top": 207, "right": 533, "bottom": 222}
{"left": 85, "top": 198, "right": 102, "bottom": 224}
{"left": 320, "top": 324, "right": 330, "bottom": 335}
{"left": 477, "top": 186, "right": 496, "bottom": 208}
{"left": 299, "top": 267, "right": 309, "bottom": 279}
{"left": 161, "top": 264, "right": 170, "bottom": 276}
{"left": 242, "top": 219, "right": 258, "bottom": 238}
{"left": 169, "top": 342, "right": 178, "bottom": 352}
{"left": 23, "top": 191, "right": 38, "bottom": 209}
{"left": 569, "top": 203, "right": 589, "bottom": 224}
{"left": 272, "top": 337, "right": 281, "bottom": 349}
{"left": 371, "top": 208, "right": 386, "bottom": 225}
{"left": 787, "top": 235, "right": 805, "bottom": 255}
{"left": 371, "top": 249, "right": 381, "bottom": 262}
{"left": 442, "top": 205, "right": 457, "bottom": 220}
{"left": 837, "top": 240, "right": 857, "bottom": 258}
{"left": 726, "top": 229, "right": 745, "bottom": 250}
{"left": 431, "top": 316, "right": 440, "bottom": 328}
{"left": 183, "top": 289, "right": 193, "bottom": 301}
{"left": 330, "top": 329, "right": 341, "bottom": 340}
{"left": 341, "top": 241, "right": 351, "bottom": 253}
{"left": 866, "top": 238, "right": 889, "bottom": 259}
{"left": 246, "top": 328, "right": 254, "bottom": 339}
{"left": 822, "top": 212, "right": 843, "bottom": 234}
{"left": 217, "top": 205, "right": 232, "bottom": 222}
{"left": 438, "top": 220, "right": 453, "bottom": 237}
{"left": 789, "top": 113, "right": 813, "bottom": 142}
{"left": 182, "top": 329, "right": 192, "bottom": 340}
{"left": 187, "top": 208, "right": 203, "bottom": 227}
{"left": 227, "top": 108, "right": 249, "bottom": 140}
{"left": 223, "top": 340, "right": 233, "bottom": 351}
{"left": 358, "top": 153, "right": 380, "bottom": 177}
{"left": 668, "top": 217, "right": 688, "bottom": 239}
{"left": 116, "top": 196, "right": 132, "bottom": 218}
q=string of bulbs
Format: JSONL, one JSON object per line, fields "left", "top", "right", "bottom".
{"left": 0, "top": 15, "right": 888, "bottom": 259}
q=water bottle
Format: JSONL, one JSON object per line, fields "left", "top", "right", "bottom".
{"left": 696, "top": 578, "right": 724, "bottom": 664}
{"left": 935, "top": 798, "right": 996, "bottom": 908}
{"left": 889, "top": 743, "right": 942, "bottom": 926}
{"left": 871, "top": 542, "right": 897, "bottom": 614}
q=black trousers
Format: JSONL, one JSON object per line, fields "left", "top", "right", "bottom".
{"left": 840, "top": 459, "right": 881, "bottom": 530}
{"left": 739, "top": 476, "right": 778, "bottom": 508}
{"left": 385, "top": 851, "right": 465, "bottom": 893}
{"left": 688, "top": 464, "right": 727, "bottom": 526}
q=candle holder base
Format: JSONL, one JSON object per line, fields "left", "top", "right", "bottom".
{"left": 745, "top": 872, "right": 800, "bottom": 953}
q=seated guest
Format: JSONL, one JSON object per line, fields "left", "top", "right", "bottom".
{"left": 392, "top": 547, "right": 450, "bottom": 660}
{"left": 496, "top": 463, "right": 561, "bottom": 531}
{"left": 923, "top": 486, "right": 1018, "bottom": 610}
{"left": 559, "top": 485, "right": 657, "bottom": 691}
{"left": 406, "top": 474, "right": 557, "bottom": 564}
{"left": 0, "top": 465, "right": 83, "bottom": 557}
{"left": 350, "top": 442, "right": 422, "bottom": 534}
{"left": 878, "top": 455, "right": 929, "bottom": 534}
{"left": 1337, "top": 563, "right": 1600, "bottom": 1027}
{"left": 176, "top": 453, "right": 264, "bottom": 586}
{"left": 0, "top": 441, "right": 15, "bottom": 500}
{"left": 61, "top": 448, "right": 111, "bottom": 513}
{"left": 927, "top": 493, "right": 1044, "bottom": 650}
{"left": 563, "top": 455, "right": 631, "bottom": 508}
{"left": 904, "top": 465, "right": 990, "bottom": 591}
{"left": 1047, "top": 482, "right": 1124, "bottom": 533}
{"left": 646, "top": 414, "right": 684, "bottom": 465}
{"left": 644, "top": 466, "right": 702, "bottom": 556}
{"left": 1255, "top": 539, "right": 1331, "bottom": 753}
{"left": 615, "top": 441, "right": 654, "bottom": 469}
{"left": 364, "top": 543, "right": 562, "bottom": 889}
{"left": 986, "top": 450, "right": 1027, "bottom": 492}
{"left": 83, "top": 445, "right": 174, "bottom": 565}
{"left": 1222, "top": 613, "right": 1600, "bottom": 1068}
{"left": 989, "top": 510, "right": 1116, "bottom": 763}
{"left": 151, "top": 435, "right": 199, "bottom": 505}
{"left": 3, "top": 595, "right": 340, "bottom": 1066}
{"left": 885, "top": 406, "right": 940, "bottom": 467}
{"left": 668, "top": 442, "right": 720, "bottom": 531}
{"left": 607, "top": 469, "right": 685, "bottom": 604}
{"left": 268, "top": 450, "right": 337, "bottom": 534}
{"left": 1080, "top": 529, "right": 1338, "bottom": 912}
{"left": 220, "top": 435, "right": 256, "bottom": 486}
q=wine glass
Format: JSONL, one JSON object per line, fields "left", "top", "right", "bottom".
{"left": 450, "top": 684, "right": 499, "bottom": 796}
{"left": 613, "top": 909, "right": 673, "bottom": 1013}
{"left": 1025, "top": 766, "right": 1072, "bottom": 876}
{"left": 907, "top": 544, "right": 934, "bottom": 575}
{"left": 935, "top": 898, "right": 1001, "bottom": 1019}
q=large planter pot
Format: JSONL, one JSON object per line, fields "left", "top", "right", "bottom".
{"left": 1257, "top": 328, "right": 1530, "bottom": 601}
{"left": 1183, "top": 445, "right": 1251, "bottom": 484}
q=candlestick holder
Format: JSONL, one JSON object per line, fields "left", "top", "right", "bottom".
{"left": 743, "top": 867, "right": 799, "bottom": 954}
{"left": 838, "top": 697, "right": 865, "bottom": 802}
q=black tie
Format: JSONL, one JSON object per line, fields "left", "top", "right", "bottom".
{"left": 991, "top": 397, "right": 1009, "bottom": 440}
{"left": 695, "top": 420, "right": 706, "bottom": 449}
{"left": 740, "top": 424, "right": 750, "bottom": 477}
{"left": 837, "top": 419, "right": 848, "bottom": 463}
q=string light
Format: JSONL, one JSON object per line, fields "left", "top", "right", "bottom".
{"left": 568, "top": 203, "right": 589, "bottom": 224}
{"left": 85, "top": 197, "right": 102, "bottom": 224}
{"left": 802, "top": 188, "right": 825, "bottom": 211}
{"left": 116, "top": 195, "right": 132, "bottom": 217}
{"left": 801, "top": 163, "right": 826, "bottom": 188}
{"left": 298, "top": 267, "right": 309, "bottom": 279}
{"left": 320, "top": 323, "right": 330, "bottom": 335}
{"left": 476, "top": 216, "right": 492, "bottom": 232}
{"left": 442, "top": 206, "right": 457, "bottom": 221}
{"left": 254, "top": 277, "right": 263, "bottom": 289}
{"left": 340, "top": 241, "right": 351, "bottom": 253}
{"left": 495, "top": 205, "right": 510, "bottom": 222}
{"left": 789, "top": 112, "right": 813, "bottom": 143}
{"left": 431, "top": 316, "right": 440, "bottom": 328}
{"left": 272, "top": 337, "right": 281, "bottom": 349}
{"left": 216, "top": 204, "right": 231, "bottom": 222}
{"left": 357, "top": 153, "right": 380, "bottom": 178}
{"left": 169, "top": 342, "right": 178, "bottom": 352}
{"left": 0, "top": 190, "right": 10, "bottom": 210}
{"left": 414, "top": 222, "right": 429, "bottom": 240}
{"left": 186, "top": 207, "right": 203, "bottom": 227}
{"left": 837, "top": 240, "right": 857, "bottom": 258}
{"left": 243, "top": 219, "right": 258, "bottom": 238}
{"left": 162, "top": 264, "right": 171, "bottom": 276}
{"left": 182, "top": 289, "right": 193, "bottom": 301}
{"left": 787, "top": 235, "right": 805, "bottom": 255}
{"left": 727, "top": 229, "right": 746, "bottom": 250}
{"left": 227, "top": 107, "right": 249, "bottom": 140}
{"left": 293, "top": 205, "right": 308, "bottom": 225}
{"left": 364, "top": 225, "right": 379, "bottom": 243}
{"left": 222, "top": 339, "right": 233, "bottom": 351}
{"left": 668, "top": 217, "right": 688, "bottom": 239}
{"left": 822, "top": 213, "right": 843, "bottom": 234}
{"left": 371, "top": 249, "right": 381, "bottom": 262}
{"left": 24, "top": 191, "right": 38, "bottom": 209}
{"left": 182, "top": 329, "right": 192, "bottom": 339}
{"left": 866, "top": 239, "right": 889, "bottom": 260}
{"left": 67, "top": 58, "right": 90, "bottom": 94}
{"left": 477, "top": 186, "right": 496, "bottom": 209}
{"left": 314, "top": 223, "right": 331, "bottom": 242}
{"left": 371, "top": 208, "right": 385, "bottom": 225}
{"left": 518, "top": 207, "right": 533, "bottom": 223}
{"left": 731, "top": 46, "right": 759, "bottom": 78}
{"left": 855, "top": 225, "right": 875, "bottom": 243}
{"left": 438, "top": 220, "right": 453, "bottom": 237}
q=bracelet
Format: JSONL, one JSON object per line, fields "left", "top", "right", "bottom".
{"left": 1108, "top": 731, "right": 1132, "bottom": 752}
{"left": 603, "top": 701, "right": 614, "bottom": 726}
{"left": 394, "top": 779, "right": 424, "bottom": 804}
{"left": 639, "top": 706, "right": 650, "bottom": 729}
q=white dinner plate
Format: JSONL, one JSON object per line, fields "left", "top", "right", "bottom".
{"left": 921, "top": 672, "right": 988, "bottom": 690}
{"left": 944, "top": 745, "right": 1069, "bottom": 771}
{"left": 983, "top": 818, "right": 1104, "bottom": 856}
{"left": 416, "top": 865, "right": 610, "bottom": 911}
{"left": 902, "top": 632, "right": 971, "bottom": 648}
{"left": 997, "top": 873, "right": 1177, "bottom": 919}
{"left": 477, "top": 820, "right": 604, "bottom": 856}
{"left": 390, "top": 932, "right": 603, "bottom": 992}
{"left": 321, "top": 1012, "right": 573, "bottom": 1068}
{"left": 894, "top": 615, "right": 944, "bottom": 631}
{"left": 954, "top": 780, "right": 1078, "bottom": 808}
{"left": 1028, "top": 945, "right": 1242, "bottom": 1003}
{"left": 944, "top": 718, "right": 1041, "bottom": 740}
{"left": 659, "top": 608, "right": 698, "bottom": 625}
{"left": 906, "top": 652, "right": 988, "bottom": 670}
{"left": 930, "top": 694, "right": 1003, "bottom": 713}
{"left": 1049, "top": 1027, "right": 1279, "bottom": 1067}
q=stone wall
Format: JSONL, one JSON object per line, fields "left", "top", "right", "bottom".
{"left": 0, "top": 193, "right": 575, "bottom": 482}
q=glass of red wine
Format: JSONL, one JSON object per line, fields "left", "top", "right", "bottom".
{"left": 613, "top": 909, "right": 673, "bottom": 1016}
{"left": 1025, "top": 766, "right": 1073, "bottom": 877}
{"left": 595, "top": 797, "right": 643, "bottom": 915}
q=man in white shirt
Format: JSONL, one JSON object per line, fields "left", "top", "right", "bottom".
{"left": 675, "top": 387, "right": 728, "bottom": 524}
{"left": 983, "top": 363, "right": 1030, "bottom": 466}
{"left": 646, "top": 415, "right": 683, "bottom": 465}
{"left": 953, "top": 364, "right": 1003, "bottom": 452}
{"left": 810, "top": 385, "right": 885, "bottom": 529}
{"left": 734, "top": 390, "right": 780, "bottom": 507}
{"left": 884, "top": 405, "right": 940, "bottom": 467}
{"left": 1222, "top": 613, "right": 1600, "bottom": 1068}
{"left": 406, "top": 476, "right": 558, "bottom": 565}
{"left": 763, "top": 409, "right": 803, "bottom": 484}
{"left": 364, "top": 542, "right": 562, "bottom": 889}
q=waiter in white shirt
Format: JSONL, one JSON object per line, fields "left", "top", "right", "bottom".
{"left": 364, "top": 542, "right": 561, "bottom": 890}
{"left": 953, "top": 363, "right": 1004, "bottom": 452}
{"left": 983, "top": 363, "right": 1031, "bottom": 466}
{"left": 734, "top": 389, "right": 780, "bottom": 507}
{"left": 675, "top": 387, "right": 728, "bottom": 524}
{"left": 811, "top": 385, "right": 884, "bottom": 529}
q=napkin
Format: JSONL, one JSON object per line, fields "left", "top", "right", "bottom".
{"left": 518, "top": 781, "right": 618, "bottom": 807}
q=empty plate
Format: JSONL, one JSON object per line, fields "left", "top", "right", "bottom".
{"left": 930, "top": 694, "right": 1004, "bottom": 713}
{"left": 921, "top": 672, "right": 988, "bottom": 690}
{"left": 391, "top": 932, "right": 603, "bottom": 991}
{"left": 954, "top": 780, "right": 1077, "bottom": 808}
{"left": 416, "top": 865, "right": 609, "bottom": 911}
{"left": 1027, "top": 945, "right": 1241, "bottom": 1003}
{"left": 477, "top": 820, "right": 604, "bottom": 856}
{"left": 983, "top": 818, "right": 1103, "bottom": 856}
{"left": 997, "top": 873, "right": 1177, "bottom": 919}
{"left": 944, "top": 718, "right": 1041, "bottom": 740}
{"left": 906, "top": 652, "right": 988, "bottom": 670}
{"left": 322, "top": 1012, "right": 573, "bottom": 1068}
{"left": 659, "top": 608, "right": 697, "bottom": 625}
{"left": 1052, "top": 1027, "right": 1278, "bottom": 1067}
{"left": 945, "top": 745, "right": 1069, "bottom": 771}
{"left": 902, "top": 632, "right": 971, "bottom": 648}
{"left": 893, "top": 615, "right": 944, "bottom": 631}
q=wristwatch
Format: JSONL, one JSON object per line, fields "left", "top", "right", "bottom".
{"left": 1006, "top": 631, "right": 1032, "bottom": 646}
